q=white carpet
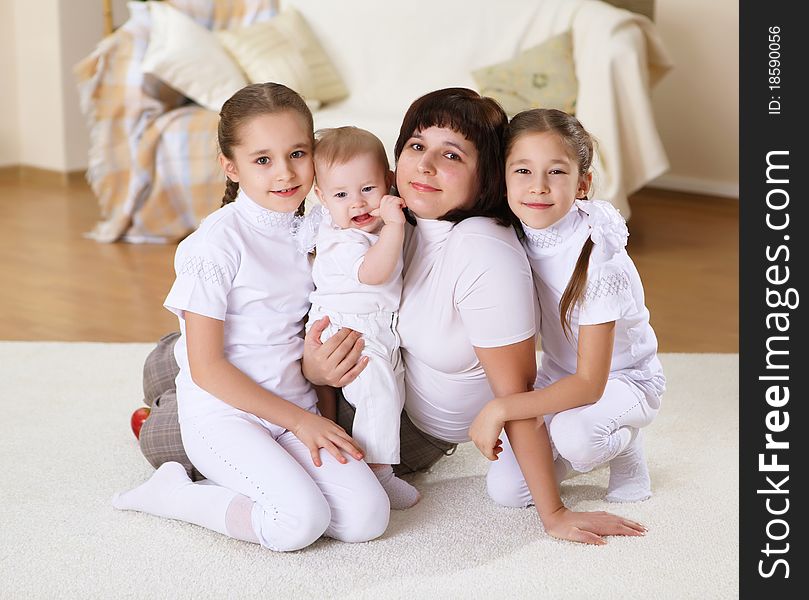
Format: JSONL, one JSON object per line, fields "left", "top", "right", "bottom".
{"left": 0, "top": 343, "right": 738, "bottom": 599}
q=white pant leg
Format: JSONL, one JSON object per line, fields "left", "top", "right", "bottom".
{"left": 181, "top": 410, "right": 333, "bottom": 552}
{"left": 486, "top": 377, "right": 658, "bottom": 507}
{"left": 276, "top": 430, "right": 390, "bottom": 543}
{"left": 313, "top": 309, "right": 404, "bottom": 465}
{"left": 486, "top": 432, "right": 535, "bottom": 508}
{"left": 548, "top": 376, "right": 658, "bottom": 473}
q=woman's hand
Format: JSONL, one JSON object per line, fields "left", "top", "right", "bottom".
{"left": 469, "top": 399, "right": 506, "bottom": 461}
{"left": 541, "top": 506, "right": 647, "bottom": 545}
{"left": 302, "top": 316, "right": 368, "bottom": 387}
{"left": 292, "top": 411, "right": 365, "bottom": 467}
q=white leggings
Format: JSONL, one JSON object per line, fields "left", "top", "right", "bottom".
{"left": 486, "top": 376, "right": 659, "bottom": 508}
{"left": 182, "top": 409, "right": 390, "bottom": 550}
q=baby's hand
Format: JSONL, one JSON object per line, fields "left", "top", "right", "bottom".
{"left": 372, "top": 195, "right": 406, "bottom": 225}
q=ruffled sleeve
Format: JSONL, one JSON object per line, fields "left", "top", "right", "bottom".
{"left": 577, "top": 199, "right": 636, "bottom": 325}
{"left": 164, "top": 233, "right": 238, "bottom": 321}
{"left": 578, "top": 260, "right": 636, "bottom": 325}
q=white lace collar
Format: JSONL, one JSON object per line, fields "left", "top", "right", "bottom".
{"left": 234, "top": 190, "right": 299, "bottom": 230}
{"left": 520, "top": 202, "right": 583, "bottom": 256}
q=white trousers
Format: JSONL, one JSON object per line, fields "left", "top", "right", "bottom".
{"left": 308, "top": 306, "right": 405, "bottom": 464}
{"left": 181, "top": 408, "right": 390, "bottom": 550}
{"left": 486, "top": 375, "right": 659, "bottom": 508}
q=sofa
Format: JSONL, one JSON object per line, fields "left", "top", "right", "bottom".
{"left": 75, "top": 0, "right": 673, "bottom": 243}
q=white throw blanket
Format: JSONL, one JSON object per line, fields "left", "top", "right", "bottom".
{"left": 572, "top": 0, "right": 675, "bottom": 217}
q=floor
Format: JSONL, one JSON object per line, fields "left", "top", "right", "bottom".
{"left": 0, "top": 175, "right": 738, "bottom": 352}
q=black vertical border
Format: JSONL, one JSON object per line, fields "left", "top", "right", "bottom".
{"left": 739, "top": 1, "right": 806, "bottom": 596}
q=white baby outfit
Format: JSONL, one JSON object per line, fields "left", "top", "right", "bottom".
{"left": 152, "top": 191, "right": 389, "bottom": 550}
{"left": 487, "top": 199, "right": 665, "bottom": 506}
{"left": 397, "top": 216, "right": 537, "bottom": 444}
{"left": 306, "top": 205, "right": 405, "bottom": 465}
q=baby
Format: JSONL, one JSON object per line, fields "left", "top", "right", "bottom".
{"left": 306, "top": 126, "right": 419, "bottom": 509}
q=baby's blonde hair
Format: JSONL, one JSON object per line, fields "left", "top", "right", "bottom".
{"left": 313, "top": 126, "right": 389, "bottom": 175}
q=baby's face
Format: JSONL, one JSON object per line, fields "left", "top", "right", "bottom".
{"left": 315, "top": 153, "right": 391, "bottom": 233}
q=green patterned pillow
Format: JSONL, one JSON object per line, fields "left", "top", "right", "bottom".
{"left": 472, "top": 31, "right": 578, "bottom": 117}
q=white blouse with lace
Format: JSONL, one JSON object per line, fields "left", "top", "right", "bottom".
{"left": 521, "top": 200, "right": 665, "bottom": 407}
{"left": 164, "top": 190, "right": 318, "bottom": 423}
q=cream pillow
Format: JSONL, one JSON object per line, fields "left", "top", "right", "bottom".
{"left": 216, "top": 8, "right": 348, "bottom": 107}
{"left": 142, "top": 2, "right": 247, "bottom": 112}
{"left": 472, "top": 31, "right": 578, "bottom": 117}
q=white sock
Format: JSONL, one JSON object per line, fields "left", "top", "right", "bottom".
{"left": 371, "top": 465, "right": 420, "bottom": 510}
{"left": 605, "top": 430, "right": 652, "bottom": 503}
{"left": 112, "top": 462, "right": 256, "bottom": 541}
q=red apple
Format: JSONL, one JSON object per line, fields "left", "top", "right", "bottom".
{"left": 130, "top": 407, "right": 151, "bottom": 440}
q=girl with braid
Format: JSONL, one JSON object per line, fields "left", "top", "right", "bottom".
{"left": 472, "top": 109, "right": 665, "bottom": 521}
{"left": 112, "top": 83, "right": 389, "bottom": 551}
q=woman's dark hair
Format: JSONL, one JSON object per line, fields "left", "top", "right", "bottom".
{"left": 506, "top": 108, "right": 596, "bottom": 338}
{"left": 393, "top": 87, "right": 513, "bottom": 227}
{"left": 218, "top": 82, "right": 314, "bottom": 212}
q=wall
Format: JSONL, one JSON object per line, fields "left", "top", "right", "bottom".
{"left": 60, "top": 0, "right": 110, "bottom": 171}
{"left": 3, "top": 0, "right": 108, "bottom": 172}
{"left": 15, "top": 0, "right": 66, "bottom": 171}
{"left": 651, "top": 0, "right": 739, "bottom": 197}
{"left": 0, "top": 1, "right": 20, "bottom": 167}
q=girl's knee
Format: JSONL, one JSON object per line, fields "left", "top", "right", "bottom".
{"left": 486, "top": 468, "right": 532, "bottom": 508}
{"left": 254, "top": 492, "right": 331, "bottom": 552}
{"left": 549, "top": 415, "right": 611, "bottom": 472}
{"left": 333, "top": 483, "right": 390, "bottom": 543}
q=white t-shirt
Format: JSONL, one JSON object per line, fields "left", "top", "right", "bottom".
{"left": 164, "top": 190, "right": 318, "bottom": 423}
{"left": 521, "top": 200, "right": 665, "bottom": 406}
{"left": 309, "top": 206, "right": 403, "bottom": 314}
{"left": 398, "top": 216, "right": 536, "bottom": 443}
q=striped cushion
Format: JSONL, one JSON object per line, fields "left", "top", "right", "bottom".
{"left": 216, "top": 7, "right": 348, "bottom": 106}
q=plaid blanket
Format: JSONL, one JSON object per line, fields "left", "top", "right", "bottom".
{"left": 74, "top": 0, "right": 278, "bottom": 243}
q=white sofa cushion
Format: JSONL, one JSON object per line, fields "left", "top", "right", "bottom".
{"left": 471, "top": 31, "right": 578, "bottom": 117}
{"left": 142, "top": 2, "right": 247, "bottom": 112}
{"left": 216, "top": 7, "right": 348, "bottom": 108}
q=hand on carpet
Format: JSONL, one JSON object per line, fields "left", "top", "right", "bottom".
{"left": 541, "top": 506, "right": 647, "bottom": 545}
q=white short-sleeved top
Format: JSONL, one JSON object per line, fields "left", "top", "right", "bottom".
{"left": 398, "top": 216, "right": 536, "bottom": 443}
{"left": 521, "top": 200, "right": 665, "bottom": 405}
{"left": 309, "top": 206, "right": 403, "bottom": 314}
{"left": 164, "top": 190, "right": 318, "bottom": 422}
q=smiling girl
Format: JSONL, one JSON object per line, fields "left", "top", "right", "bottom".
{"left": 471, "top": 108, "right": 666, "bottom": 514}
{"left": 112, "top": 83, "right": 389, "bottom": 552}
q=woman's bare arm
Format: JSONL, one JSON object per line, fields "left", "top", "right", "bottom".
{"left": 489, "top": 322, "right": 615, "bottom": 423}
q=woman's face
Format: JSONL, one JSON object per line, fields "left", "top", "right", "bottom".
{"left": 395, "top": 126, "right": 479, "bottom": 220}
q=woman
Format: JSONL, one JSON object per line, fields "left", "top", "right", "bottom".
{"left": 138, "top": 88, "right": 643, "bottom": 545}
